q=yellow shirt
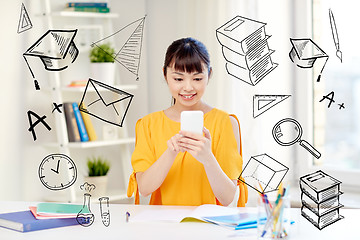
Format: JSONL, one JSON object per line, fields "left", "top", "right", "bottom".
{"left": 127, "top": 108, "right": 248, "bottom": 206}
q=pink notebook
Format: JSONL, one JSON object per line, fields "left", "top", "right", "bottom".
{"left": 29, "top": 207, "right": 77, "bottom": 220}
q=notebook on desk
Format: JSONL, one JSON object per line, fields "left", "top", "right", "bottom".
{"left": 0, "top": 210, "right": 78, "bottom": 232}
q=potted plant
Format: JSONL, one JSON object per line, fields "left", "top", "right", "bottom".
{"left": 89, "top": 43, "right": 116, "bottom": 85}
{"left": 84, "top": 156, "right": 110, "bottom": 197}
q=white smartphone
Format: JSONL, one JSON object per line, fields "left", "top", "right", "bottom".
{"left": 180, "top": 111, "right": 204, "bottom": 134}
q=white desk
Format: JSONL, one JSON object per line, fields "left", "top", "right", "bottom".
{"left": 0, "top": 201, "right": 358, "bottom": 240}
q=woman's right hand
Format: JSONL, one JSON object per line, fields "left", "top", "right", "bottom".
{"left": 167, "top": 133, "right": 184, "bottom": 154}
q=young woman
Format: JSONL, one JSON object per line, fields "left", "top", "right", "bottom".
{"left": 127, "top": 37, "right": 248, "bottom": 206}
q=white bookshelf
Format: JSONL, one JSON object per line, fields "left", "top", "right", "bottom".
{"left": 41, "top": 0, "right": 136, "bottom": 203}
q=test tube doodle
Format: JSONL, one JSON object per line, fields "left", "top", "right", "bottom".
{"left": 99, "top": 197, "right": 110, "bottom": 227}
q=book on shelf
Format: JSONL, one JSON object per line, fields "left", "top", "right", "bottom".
{"left": 66, "top": 2, "right": 107, "bottom": 8}
{"left": 0, "top": 210, "right": 78, "bottom": 232}
{"left": 63, "top": 102, "right": 81, "bottom": 142}
{"left": 79, "top": 104, "right": 98, "bottom": 141}
{"left": 64, "top": 6, "right": 110, "bottom": 13}
{"left": 67, "top": 80, "right": 88, "bottom": 87}
{"left": 72, "top": 102, "right": 89, "bottom": 142}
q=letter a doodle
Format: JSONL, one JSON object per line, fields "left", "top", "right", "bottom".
{"left": 27, "top": 110, "right": 51, "bottom": 141}
{"left": 319, "top": 91, "right": 335, "bottom": 108}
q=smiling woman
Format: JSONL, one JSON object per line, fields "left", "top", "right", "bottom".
{"left": 127, "top": 38, "right": 248, "bottom": 207}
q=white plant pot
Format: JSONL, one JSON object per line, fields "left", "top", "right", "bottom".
{"left": 83, "top": 175, "right": 108, "bottom": 198}
{"left": 90, "top": 62, "right": 116, "bottom": 85}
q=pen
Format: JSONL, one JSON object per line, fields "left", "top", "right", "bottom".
{"left": 126, "top": 211, "right": 130, "bottom": 223}
{"left": 261, "top": 198, "right": 283, "bottom": 237}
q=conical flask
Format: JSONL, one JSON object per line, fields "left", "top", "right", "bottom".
{"left": 76, "top": 193, "right": 95, "bottom": 227}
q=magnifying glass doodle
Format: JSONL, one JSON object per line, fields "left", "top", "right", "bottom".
{"left": 272, "top": 118, "right": 321, "bottom": 159}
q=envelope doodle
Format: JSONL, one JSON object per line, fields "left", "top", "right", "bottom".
{"left": 79, "top": 79, "right": 134, "bottom": 127}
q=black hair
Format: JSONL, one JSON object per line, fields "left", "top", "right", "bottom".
{"left": 163, "top": 37, "right": 211, "bottom": 76}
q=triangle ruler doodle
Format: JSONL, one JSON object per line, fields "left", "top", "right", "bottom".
{"left": 17, "top": 3, "right": 33, "bottom": 34}
{"left": 91, "top": 16, "right": 146, "bottom": 80}
{"left": 253, "top": 95, "right": 291, "bottom": 118}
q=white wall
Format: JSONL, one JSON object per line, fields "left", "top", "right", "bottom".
{"left": 0, "top": 0, "right": 310, "bottom": 202}
{"left": 0, "top": 0, "right": 26, "bottom": 200}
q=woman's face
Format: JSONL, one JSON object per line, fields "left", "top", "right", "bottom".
{"left": 165, "top": 63, "right": 210, "bottom": 109}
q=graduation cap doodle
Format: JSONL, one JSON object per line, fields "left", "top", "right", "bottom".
{"left": 289, "top": 38, "right": 329, "bottom": 82}
{"left": 23, "top": 29, "right": 79, "bottom": 90}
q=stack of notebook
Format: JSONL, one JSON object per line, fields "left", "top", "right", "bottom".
{"left": 0, "top": 203, "right": 87, "bottom": 232}
{"left": 216, "top": 15, "right": 278, "bottom": 86}
{"left": 299, "top": 170, "right": 344, "bottom": 230}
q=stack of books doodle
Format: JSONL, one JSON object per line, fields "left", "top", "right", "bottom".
{"left": 216, "top": 15, "right": 278, "bottom": 86}
{"left": 299, "top": 170, "right": 344, "bottom": 230}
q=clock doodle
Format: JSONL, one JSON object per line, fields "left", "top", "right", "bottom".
{"left": 38, "top": 154, "right": 77, "bottom": 191}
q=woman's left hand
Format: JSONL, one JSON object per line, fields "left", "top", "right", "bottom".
{"left": 178, "top": 127, "right": 214, "bottom": 165}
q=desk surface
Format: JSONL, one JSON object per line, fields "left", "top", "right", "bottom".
{"left": 0, "top": 201, "right": 357, "bottom": 240}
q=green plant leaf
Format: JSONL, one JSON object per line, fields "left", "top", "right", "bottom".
{"left": 89, "top": 43, "right": 115, "bottom": 63}
{"left": 86, "top": 156, "right": 110, "bottom": 176}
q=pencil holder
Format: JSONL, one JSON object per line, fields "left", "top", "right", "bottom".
{"left": 257, "top": 190, "right": 291, "bottom": 239}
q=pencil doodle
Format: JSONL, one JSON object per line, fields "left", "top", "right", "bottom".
{"left": 91, "top": 16, "right": 146, "bottom": 81}
{"left": 38, "top": 153, "right": 77, "bottom": 191}
{"left": 289, "top": 38, "right": 329, "bottom": 82}
{"left": 329, "top": 9, "right": 342, "bottom": 62}
{"left": 216, "top": 16, "right": 278, "bottom": 86}
{"left": 79, "top": 78, "right": 134, "bottom": 127}
{"left": 27, "top": 110, "right": 51, "bottom": 141}
{"left": 239, "top": 153, "right": 289, "bottom": 194}
{"left": 300, "top": 170, "right": 344, "bottom": 230}
{"left": 253, "top": 95, "right": 291, "bottom": 118}
{"left": 23, "top": 29, "right": 79, "bottom": 90}
{"left": 272, "top": 118, "right": 321, "bottom": 159}
{"left": 51, "top": 102, "right": 63, "bottom": 113}
{"left": 99, "top": 197, "right": 110, "bottom": 227}
{"left": 17, "top": 3, "right": 33, "bottom": 34}
{"left": 319, "top": 91, "right": 345, "bottom": 110}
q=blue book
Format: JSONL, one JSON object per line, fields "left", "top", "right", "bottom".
{"left": 66, "top": 2, "right": 107, "bottom": 8}
{"left": 72, "top": 102, "right": 89, "bottom": 142}
{"left": 0, "top": 210, "right": 78, "bottom": 232}
{"left": 202, "top": 213, "right": 267, "bottom": 229}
